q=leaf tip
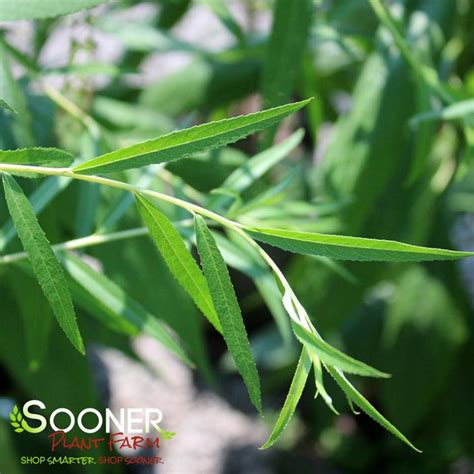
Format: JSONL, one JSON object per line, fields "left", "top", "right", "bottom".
{"left": 258, "top": 440, "right": 273, "bottom": 450}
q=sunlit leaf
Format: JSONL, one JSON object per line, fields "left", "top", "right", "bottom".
{"left": 0, "top": 148, "right": 74, "bottom": 168}
{"left": 0, "top": 0, "right": 110, "bottom": 21}
{"left": 261, "top": 348, "right": 312, "bottom": 449}
{"left": 292, "top": 321, "right": 389, "bottom": 378}
{"left": 136, "top": 195, "right": 221, "bottom": 332}
{"left": 245, "top": 226, "right": 474, "bottom": 262}
{"left": 73, "top": 100, "right": 311, "bottom": 175}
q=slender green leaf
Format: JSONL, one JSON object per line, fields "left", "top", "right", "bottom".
{"left": 197, "top": 0, "right": 244, "bottom": 41}
{"left": 261, "top": 0, "right": 312, "bottom": 108}
{"left": 59, "top": 251, "right": 193, "bottom": 366}
{"left": 73, "top": 99, "right": 311, "bottom": 175}
{"left": 97, "top": 18, "right": 202, "bottom": 55}
{"left": 195, "top": 215, "right": 262, "bottom": 413}
{"left": 311, "top": 353, "right": 338, "bottom": 414}
{"left": 325, "top": 365, "right": 421, "bottom": 452}
{"left": 0, "top": 98, "right": 16, "bottom": 113}
{"left": 2, "top": 174, "right": 84, "bottom": 354}
{"left": 92, "top": 96, "right": 175, "bottom": 134}
{"left": 139, "top": 54, "right": 260, "bottom": 117}
{"left": 208, "top": 129, "right": 304, "bottom": 210}
{"left": 9, "top": 269, "right": 53, "bottom": 371}
{"left": 0, "top": 148, "right": 74, "bottom": 168}
{"left": 213, "top": 231, "right": 292, "bottom": 344}
{"left": 245, "top": 227, "right": 474, "bottom": 262}
{"left": 157, "top": 0, "right": 190, "bottom": 29}
{"left": 0, "top": 0, "right": 109, "bottom": 21}
{"left": 410, "top": 98, "right": 474, "bottom": 127}
{"left": 292, "top": 322, "right": 389, "bottom": 378}
{"left": 260, "top": 0, "right": 312, "bottom": 145}
{"left": 136, "top": 195, "right": 221, "bottom": 332}
{"left": 261, "top": 348, "right": 312, "bottom": 449}
{"left": 0, "top": 176, "right": 71, "bottom": 252}
{"left": 0, "top": 43, "right": 34, "bottom": 147}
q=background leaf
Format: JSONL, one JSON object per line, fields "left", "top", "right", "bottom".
{"left": 0, "top": 98, "right": 16, "bottom": 113}
{"left": 59, "top": 251, "right": 193, "bottom": 366}
{"left": 260, "top": 0, "right": 312, "bottom": 145}
{"left": 0, "top": 0, "right": 110, "bottom": 21}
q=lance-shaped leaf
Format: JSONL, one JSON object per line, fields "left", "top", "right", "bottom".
{"left": 311, "top": 353, "right": 338, "bottom": 414}
{"left": 0, "top": 98, "right": 16, "bottom": 113}
{"left": 410, "top": 98, "right": 474, "bottom": 126}
{"left": 135, "top": 195, "right": 221, "bottom": 333}
{"left": 208, "top": 128, "right": 304, "bottom": 211}
{"left": 197, "top": 0, "right": 243, "bottom": 41}
{"left": 0, "top": 148, "right": 74, "bottom": 168}
{"left": 325, "top": 365, "right": 421, "bottom": 452}
{"left": 260, "top": 0, "right": 312, "bottom": 146}
{"left": 292, "top": 322, "right": 389, "bottom": 378}
{"left": 9, "top": 269, "right": 53, "bottom": 371}
{"left": 245, "top": 226, "right": 474, "bottom": 262}
{"left": 195, "top": 215, "right": 262, "bottom": 414}
{"left": 73, "top": 99, "right": 311, "bottom": 175}
{"left": 0, "top": 176, "right": 71, "bottom": 252}
{"left": 261, "top": 348, "right": 312, "bottom": 449}
{"left": 59, "top": 251, "right": 193, "bottom": 366}
{"left": 0, "top": 0, "right": 109, "bottom": 21}
{"left": 0, "top": 42, "right": 34, "bottom": 147}
{"left": 2, "top": 174, "right": 84, "bottom": 354}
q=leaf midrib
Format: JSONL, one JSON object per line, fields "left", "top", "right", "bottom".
{"left": 248, "top": 227, "right": 469, "bottom": 256}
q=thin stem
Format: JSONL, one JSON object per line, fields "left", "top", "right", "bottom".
{"left": 0, "top": 218, "right": 195, "bottom": 265}
{"left": 0, "top": 163, "right": 232, "bottom": 225}
{"left": 158, "top": 167, "right": 206, "bottom": 203}
{"left": 0, "top": 227, "right": 148, "bottom": 265}
{"left": 0, "top": 36, "right": 102, "bottom": 139}
{"left": 0, "top": 164, "right": 287, "bottom": 303}
{"left": 0, "top": 162, "right": 317, "bottom": 334}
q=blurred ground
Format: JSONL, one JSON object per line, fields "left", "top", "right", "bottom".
{"left": 92, "top": 336, "right": 272, "bottom": 474}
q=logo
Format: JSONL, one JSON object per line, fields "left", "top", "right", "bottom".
{"left": 9, "top": 400, "right": 175, "bottom": 437}
{"left": 7, "top": 400, "right": 175, "bottom": 466}
{"left": 9, "top": 404, "right": 36, "bottom": 433}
